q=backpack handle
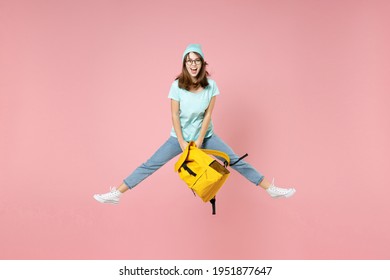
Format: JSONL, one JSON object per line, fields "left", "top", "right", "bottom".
{"left": 174, "top": 141, "right": 247, "bottom": 171}
{"left": 174, "top": 141, "right": 231, "bottom": 171}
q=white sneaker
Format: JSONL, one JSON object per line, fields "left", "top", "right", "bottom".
{"left": 93, "top": 187, "right": 121, "bottom": 204}
{"left": 266, "top": 179, "right": 296, "bottom": 198}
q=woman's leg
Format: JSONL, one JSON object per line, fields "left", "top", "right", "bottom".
{"left": 202, "top": 134, "right": 266, "bottom": 187}
{"left": 121, "top": 136, "right": 182, "bottom": 191}
{"left": 202, "top": 134, "right": 295, "bottom": 197}
{"left": 93, "top": 137, "right": 182, "bottom": 203}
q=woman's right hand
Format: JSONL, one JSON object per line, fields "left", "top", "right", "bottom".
{"left": 179, "top": 140, "right": 189, "bottom": 151}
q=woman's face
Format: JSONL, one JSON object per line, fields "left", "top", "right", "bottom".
{"left": 185, "top": 52, "right": 202, "bottom": 78}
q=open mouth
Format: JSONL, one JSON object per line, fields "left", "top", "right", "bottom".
{"left": 190, "top": 68, "right": 198, "bottom": 75}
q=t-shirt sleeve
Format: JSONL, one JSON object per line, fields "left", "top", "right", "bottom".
{"left": 168, "top": 81, "right": 180, "bottom": 101}
{"left": 211, "top": 80, "right": 220, "bottom": 97}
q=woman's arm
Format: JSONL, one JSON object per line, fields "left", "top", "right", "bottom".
{"left": 171, "top": 99, "right": 188, "bottom": 151}
{"left": 195, "top": 96, "right": 217, "bottom": 148}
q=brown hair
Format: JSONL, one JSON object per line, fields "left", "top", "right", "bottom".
{"left": 176, "top": 52, "right": 209, "bottom": 91}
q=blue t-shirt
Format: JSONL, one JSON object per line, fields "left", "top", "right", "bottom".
{"left": 168, "top": 79, "right": 220, "bottom": 141}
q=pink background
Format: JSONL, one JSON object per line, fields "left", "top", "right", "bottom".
{"left": 1, "top": 0, "right": 390, "bottom": 259}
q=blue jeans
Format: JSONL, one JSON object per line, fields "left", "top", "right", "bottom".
{"left": 123, "top": 134, "right": 264, "bottom": 189}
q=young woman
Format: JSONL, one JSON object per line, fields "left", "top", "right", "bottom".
{"left": 93, "top": 44, "right": 296, "bottom": 204}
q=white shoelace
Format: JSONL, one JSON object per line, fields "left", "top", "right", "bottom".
{"left": 269, "top": 185, "right": 291, "bottom": 194}
{"left": 100, "top": 187, "right": 119, "bottom": 198}
{"left": 268, "top": 179, "right": 292, "bottom": 194}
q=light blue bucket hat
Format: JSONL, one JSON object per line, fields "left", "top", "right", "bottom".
{"left": 182, "top": 44, "right": 204, "bottom": 61}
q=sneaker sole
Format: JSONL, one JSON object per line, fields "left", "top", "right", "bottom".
{"left": 284, "top": 189, "right": 296, "bottom": 198}
{"left": 93, "top": 195, "right": 119, "bottom": 204}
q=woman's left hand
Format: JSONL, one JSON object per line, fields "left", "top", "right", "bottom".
{"left": 195, "top": 139, "right": 203, "bottom": 148}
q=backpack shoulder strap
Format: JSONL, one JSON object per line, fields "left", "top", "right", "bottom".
{"left": 201, "top": 149, "right": 230, "bottom": 166}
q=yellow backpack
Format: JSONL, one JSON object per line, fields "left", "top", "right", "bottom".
{"left": 174, "top": 141, "right": 247, "bottom": 214}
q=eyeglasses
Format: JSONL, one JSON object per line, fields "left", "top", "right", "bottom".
{"left": 186, "top": 58, "right": 202, "bottom": 65}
